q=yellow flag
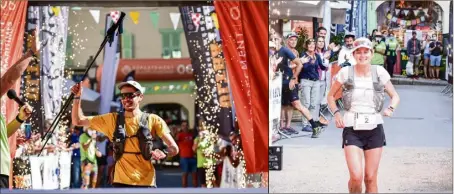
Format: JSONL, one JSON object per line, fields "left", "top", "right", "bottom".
{"left": 211, "top": 13, "right": 219, "bottom": 29}
{"left": 51, "top": 6, "right": 60, "bottom": 16}
{"left": 130, "top": 11, "right": 140, "bottom": 24}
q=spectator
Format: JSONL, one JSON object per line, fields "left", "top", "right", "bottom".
{"left": 371, "top": 31, "right": 387, "bottom": 67}
{"left": 407, "top": 31, "right": 422, "bottom": 78}
{"left": 429, "top": 35, "right": 443, "bottom": 80}
{"left": 96, "top": 133, "right": 109, "bottom": 188}
{"left": 423, "top": 34, "right": 434, "bottom": 78}
{"left": 385, "top": 32, "right": 400, "bottom": 77}
{"left": 193, "top": 123, "right": 215, "bottom": 188}
{"left": 80, "top": 129, "right": 99, "bottom": 189}
{"left": 176, "top": 121, "right": 197, "bottom": 188}
{"left": 338, "top": 32, "right": 356, "bottom": 66}
{"left": 69, "top": 126, "right": 82, "bottom": 188}
{"left": 299, "top": 38, "right": 327, "bottom": 137}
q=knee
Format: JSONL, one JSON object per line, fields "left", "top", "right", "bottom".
{"left": 364, "top": 173, "right": 377, "bottom": 185}
{"left": 349, "top": 173, "right": 362, "bottom": 185}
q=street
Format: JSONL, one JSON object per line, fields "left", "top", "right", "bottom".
{"left": 269, "top": 85, "right": 453, "bottom": 193}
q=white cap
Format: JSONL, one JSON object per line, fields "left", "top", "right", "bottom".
{"left": 351, "top": 37, "right": 373, "bottom": 53}
{"left": 118, "top": 80, "right": 146, "bottom": 94}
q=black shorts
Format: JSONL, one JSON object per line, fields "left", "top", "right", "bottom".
{"left": 342, "top": 124, "right": 386, "bottom": 150}
{"left": 197, "top": 168, "right": 207, "bottom": 185}
{"left": 281, "top": 84, "right": 299, "bottom": 106}
{"left": 96, "top": 156, "right": 107, "bottom": 166}
{"left": 0, "top": 174, "right": 8, "bottom": 189}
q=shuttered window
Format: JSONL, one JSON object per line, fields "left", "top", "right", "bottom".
{"left": 159, "top": 28, "right": 183, "bottom": 58}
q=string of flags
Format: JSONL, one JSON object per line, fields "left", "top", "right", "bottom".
{"left": 386, "top": 8, "right": 431, "bottom": 27}
{"left": 78, "top": 8, "right": 182, "bottom": 30}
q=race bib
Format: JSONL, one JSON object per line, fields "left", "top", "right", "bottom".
{"left": 353, "top": 113, "right": 377, "bottom": 130}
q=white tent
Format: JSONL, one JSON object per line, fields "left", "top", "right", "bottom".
{"left": 269, "top": 0, "right": 351, "bottom": 24}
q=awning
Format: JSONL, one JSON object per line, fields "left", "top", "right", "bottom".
{"left": 269, "top": 0, "right": 350, "bottom": 24}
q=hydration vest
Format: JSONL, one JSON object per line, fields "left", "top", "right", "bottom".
{"left": 112, "top": 112, "right": 155, "bottom": 161}
{"left": 341, "top": 65, "right": 386, "bottom": 113}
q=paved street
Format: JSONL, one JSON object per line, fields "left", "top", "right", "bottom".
{"left": 270, "top": 85, "right": 453, "bottom": 193}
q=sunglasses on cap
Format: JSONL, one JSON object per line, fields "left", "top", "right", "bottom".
{"left": 120, "top": 92, "right": 140, "bottom": 100}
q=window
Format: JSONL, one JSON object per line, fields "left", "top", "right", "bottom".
{"left": 159, "top": 28, "right": 183, "bottom": 59}
{"left": 121, "top": 32, "right": 134, "bottom": 59}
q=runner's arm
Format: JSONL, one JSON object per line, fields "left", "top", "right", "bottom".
{"left": 385, "top": 81, "right": 399, "bottom": 110}
{"left": 71, "top": 96, "right": 90, "bottom": 127}
{"left": 161, "top": 133, "right": 179, "bottom": 157}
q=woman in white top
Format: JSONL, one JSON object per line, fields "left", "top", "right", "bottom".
{"left": 327, "top": 38, "right": 400, "bottom": 193}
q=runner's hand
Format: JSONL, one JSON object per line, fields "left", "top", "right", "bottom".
{"left": 334, "top": 113, "right": 344, "bottom": 128}
{"left": 289, "top": 79, "right": 296, "bottom": 90}
{"left": 71, "top": 83, "right": 82, "bottom": 97}
{"left": 151, "top": 149, "right": 167, "bottom": 160}
{"left": 383, "top": 108, "right": 393, "bottom": 117}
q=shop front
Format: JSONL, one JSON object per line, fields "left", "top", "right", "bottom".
{"left": 374, "top": 0, "right": 450, "bottom": 78}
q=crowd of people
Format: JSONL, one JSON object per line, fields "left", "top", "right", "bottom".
{"left": 270, "top": 26, "right": 438, "bottom": 139}
{"left": 12, "top": 117, "right": 244, "bottom": 189}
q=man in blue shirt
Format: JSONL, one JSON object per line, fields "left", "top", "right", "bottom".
{"left": 276, "top": 32, "right": 323, "bottom": 138}
{"left": 69, "top": 126, "right": 82, "bottom": 188}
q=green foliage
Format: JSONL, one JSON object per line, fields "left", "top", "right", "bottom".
{"left": 329, "top": 32, "right": 345, "bottom": 62}
{"left": 295, "top": 27, "right": 310, "bottom": 55}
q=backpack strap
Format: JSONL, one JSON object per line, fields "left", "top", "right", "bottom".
{"left": 371, "top": 65, "right": 379, "bottom": 84}
{"left": 116, "top": 112, "right": 125, "bottom": 136}
{"left": 139, "top": 112, "right": 149, "bottom": 128}
{"left": 139, "top": 112, "right": 157, "bottom": 138}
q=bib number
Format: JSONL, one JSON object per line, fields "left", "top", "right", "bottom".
{"left": 353, "top": 113, "right": 377, "bottom": 130}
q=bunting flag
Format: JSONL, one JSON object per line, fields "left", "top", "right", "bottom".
{"left": 412, "top": 19, "right": 417, "bottom": 25}
{"left": 406, "top": 20, "right": 411, "bottom": 26}
{"left": 413, "top": 9, "right": 419, "bottom": 16}
{"left": 149, "top": 11, "right": 159, "bottom": 28}
{"left": 392, "top": 16, "right": 397, "bottom": 22}
{"left": 169, "top": 12, "right": 181, "bottom": 30}
{"left": 421, "top": 16, "right": 425, "bottom": 22}
{"left": 129, "top": 11, "right": 140, "bottom": 24}
{"left": 423, "top": 8, "right": 429, "bottom": 15}
{"left": 110, "top": 11, "right": 120, "bottom": 24}
{"left": 395, "top": 9, "right": 400, "bottom": 15}
{"left": 51, "top": 7, "right": 60, "bottom": 16}
{"left": 403, "top": 9, "right": 409, "bottom": 16}
{"left": 89, "top": 10, "right": 100, "bottom": 24}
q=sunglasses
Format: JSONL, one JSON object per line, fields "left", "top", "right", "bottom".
{"left": 120, "top": 92, "right": 140, "bottom": 100}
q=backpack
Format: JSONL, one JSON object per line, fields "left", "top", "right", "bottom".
{"left": 341, "top": 65, "right": 385, "bottom": 113}
{"left": 112, "top": 112, "right": 155, "bottom": 161}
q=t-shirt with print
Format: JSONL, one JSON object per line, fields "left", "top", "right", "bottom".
{"left": 429, "top": 41, "right": 442, "bottom": 56}
{"left": 0, "top": 115, "right": 10, "bottom": 176}
{"left": 79, "top": 133, "right": 97, "bottom": 163}
{"left": 88, "top": 112, "right": 171, "bottom": 187}
{"left": 334, "top": 66, "right": 391, "bottom": 127}
{"left": 176, "top": 131, "right": 195, "bottom": 158}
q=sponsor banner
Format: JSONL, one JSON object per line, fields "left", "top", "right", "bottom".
{"left": 24, "top": 6, "right": 44, "bottom": 135}
{"left": 39, "top": 6, "right": 69, "bottom": 121}
{"left": 180, "top": 6, "right": 233, "bottom": 138}
{"left": 269, "top": 73, "right": 282, "bottom": 146}
{"left": 214, "top": 1, "right": 269, "bottom": 173}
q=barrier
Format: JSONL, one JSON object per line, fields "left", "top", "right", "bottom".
{"left": 269, "top": 73, "right": 282, "bottom": 145}
{"left": 13, "top": 151, "right": 72, "bottom": 190}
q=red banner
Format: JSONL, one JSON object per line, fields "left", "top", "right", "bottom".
{"left": 0, "top": 0, "right": 28, "bottom": 187}
{"left": 214, "top": 1, "right": 268, "bottom": 173}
